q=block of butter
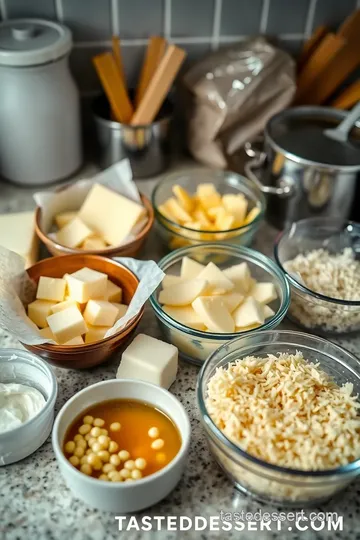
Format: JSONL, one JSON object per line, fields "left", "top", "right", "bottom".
{"left": 0, "top": 211, "right": 39, "bottom": 267}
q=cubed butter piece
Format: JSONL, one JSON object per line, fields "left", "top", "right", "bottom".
{"left": 251, "top": 282, "right": 277, "bottom": 305}
{"left": 83, "top": 300, "right": 119, "bottom": 326}
{"left": 55, "top": 211, "right": 77, "bottom": 229}
{"left": 158, "top": 279, "right": 208, "bottom": 306}
{"left": 224, "top": 262, "right": 252, "bottom": 293}
{"left": 66, "top": 267, "right": 107, "bottom": 303}
{"left": 172, "top": 185, "right": 194, "bottom": 212}
{"left": 163, "top": 305, "right": 206, "bottom": 330}
{"left": 244, "top": 206, "right": 261, "bottom": 225}
{"left": 111, "top": 303, "right": 128, "bottom": 321}
{"left": 51, "top": 299, "right": 80, "bottom": 314}
{"left": 162, "top": 274, "right": 182, "bottom": 289}
{"left": 56, "top": 217, "right": 94, "bottom": 248}
{"left": 85, "top": 324, "right": 111, "bottom": 343}
{"left": 192, "top": 296, "right": 235, "bottom": 333}
{"left": 36, "top": 276, "right": 66, "bottom": 302}
{"left": 81, "top": 236, "right": 107, "bottom": 250}
{"left": 180, "top": 256, "right": 205, "bottom": 280}
{"left": 63, "top": 335, "right": 84, "bottom": 345}
{"left": 28, "top": 299, "right": 55, "bottom": 328}
{"left": 104, "top": 280, "right": 122, "bottom": 303}
{"left": 47, "top": 306, "right": 88, "bottom": 344}
{"left": 233, "top": 296, "right": 264, "bottom": 328}
{"left": 197, "top": 262, "right": 234, "bottom": 295}
{"left": 165, "top": 198, "right": 192, "bottom": 223}
{"left": 218, "top": 291, "right": 244, "bottom": 312}
{"left": 116, "top": 334, "right": 178, "bottom": 389}
{"left": 263, "top": 305, "right": 275, "bottom": 319}
{"left": 38, "top": 326, "right": 56, "bottom": 340}
{"left": 78, "top": 183, "right": 146, "bottom": 246}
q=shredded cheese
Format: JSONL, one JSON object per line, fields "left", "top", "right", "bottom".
{"left": 206, "top": 352, "right": 360, "bottom": 471}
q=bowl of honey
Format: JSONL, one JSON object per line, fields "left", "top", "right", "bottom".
{"left": 52, "top": 379, "right": 191, "bottom": 512}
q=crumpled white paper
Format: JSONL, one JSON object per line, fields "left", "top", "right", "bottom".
{"left": 34, "top": 159, "right": 148, "bottom": 246}
{"left": 0, "top": 245, "right": 165, "bottom": 345}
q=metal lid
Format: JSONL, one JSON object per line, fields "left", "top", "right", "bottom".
{"left": 0, "top": 18, "right": 72, "bottom": 67}
{"left": 266, "top": 106, "right": 360, "bottom": 171}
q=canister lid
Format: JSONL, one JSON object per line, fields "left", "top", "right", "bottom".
{"left": 0, "top": 18, "right": 72, "bottom": 66}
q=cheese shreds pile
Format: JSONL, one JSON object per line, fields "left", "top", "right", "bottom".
{"left": 206, "top": 352, "right": 360, "bottom": 471}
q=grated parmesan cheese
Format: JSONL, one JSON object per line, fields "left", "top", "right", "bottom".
{"left": 284, "top": 248, "right": 360, "bottom": 333}
{"left": 206, "top": 352, "right": 360, "bottom": 471}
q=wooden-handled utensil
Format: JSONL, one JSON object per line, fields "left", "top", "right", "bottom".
{"left": 130, "top": 44, "right": 186, "bottom": 126}
{"left": 338, "top": 9, "right": 360, "bottom": 43}
{"left": 331, "top": 81, "right": 360, "bottom": 109}
{"left": 297, "top": 25, "right": 328, "bottom": 71}
{"left": 93, "top": 52, "right": 133, "bottom": 123}
{"left": 112, "top": 36, "right": 126, "bottom": 83}
{"left": 135, "top": 36, "right": 167, "bottom": 106}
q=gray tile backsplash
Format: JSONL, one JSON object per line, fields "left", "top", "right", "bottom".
{"left": 1, "top": 0, "right": 358, "bottom": 95}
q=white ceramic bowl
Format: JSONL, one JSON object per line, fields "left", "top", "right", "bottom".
{"left": 52, "top": 379, "right": 191, "bottom": 513}
{"left": 0, "top": 349, "right": 58, "bottom": 466}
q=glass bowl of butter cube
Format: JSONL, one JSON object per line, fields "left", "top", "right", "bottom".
{"left": 150, "top": 243, "right": 290, "bottom": 365}
{"left": 23, "top": 254, "right": 143, "bottom": 369}
{"left": 152, "top": 168, "right": 265, "bottom": 251}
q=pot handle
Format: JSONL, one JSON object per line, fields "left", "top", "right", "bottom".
{"left": 244, "top": 142, "right": 293, "bottom": 197}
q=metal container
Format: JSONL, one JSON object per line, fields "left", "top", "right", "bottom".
{"left": 93, "top": 95, "right": 172, "bottom": 179}
{"left": 244, "top": 107, "right": 360, "bottom": 229}
{"left": 0, "top": 19, "right": 82, "bottom": 186}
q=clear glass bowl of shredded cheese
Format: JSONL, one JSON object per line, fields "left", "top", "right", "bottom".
{"left": 274, "top": 217, "right": 360, "bottom": 335}
{"left": 197, "top": 330, "right": 360, "bottom": 506}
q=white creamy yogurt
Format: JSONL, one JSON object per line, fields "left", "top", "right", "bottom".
{"left": 0, "top": 383, "right": 46, "bottom": 434}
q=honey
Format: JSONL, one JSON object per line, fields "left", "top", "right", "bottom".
{"left": 63, "top": 399, "right": 182, "bottom": 480}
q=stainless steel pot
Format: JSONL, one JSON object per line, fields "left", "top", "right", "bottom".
{"left": 244, "top": 107, "right": 360, "bottom": 229}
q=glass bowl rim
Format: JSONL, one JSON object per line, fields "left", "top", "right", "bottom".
{"left": 151, "top": 168, "right": 266, "bottom": 235}
{"left": 274, "top": 217, "right": 360, "bottom": 307}
{"left": 149, "top": 243, "right": 290, "bottom": 340}
{"left": 197, "top": 329, "right": 360, "bottom": 477}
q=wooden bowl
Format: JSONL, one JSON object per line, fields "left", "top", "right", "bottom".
{"left": 35, "top": 193, "right": 154, "bottom": 258}
{"left": 23, "top": 254, "right": 144, "bottom": 369}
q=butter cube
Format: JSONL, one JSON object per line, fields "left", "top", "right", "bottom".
{"left": 180, "top": 257, "right": 205, "bottom": 280}
{"left": 85, "top": 324, "right": 111, "bottom": 343}
{"left": 105, "top": 280, "right": 123, "bottom": 303}
{"left": 66, "top": 267, "right": 107, "bottom": 303}
{"left": 197, "top": 262, "right": 234, "bottom": 295}
{"left": 165, "top": 197, "right": 192, "bottom": 223}
{"left": 172, "top": 185, "right": 194, "bottom": 212}
{"left": 51, "top": 299, "right": 80, "bottom": 314}
{"left": 163, "top": 305, "right": 206, "bottom": 330}
{"left": 162, "top": 274, "right": 182, "bottom": 288}
{"left": 38, "top": 326, "right": 56, "bottom": 340}
{"left": 222, "top": 194, "right": 248, "bottom": 224}
{"left": 192, "top": 296, "right": 235, "bottom": 333}
{"left": 223, "top": 262, "right": 252, "bottom": 293}
{"left": 116, "top": 334, "right": 178, "bottom": 389}
{"left": 251, "top": 282, "right": 277, "bottom": 305}
{"left": 55, "top": 211, "right": 77, "bottom": 229}
{"left": 111, "top": 303, "right": 128, "bottom": 322}
{"left": 81, "top": 236, "right": 107, "bottom": 250}
{"left": 218, "top": 291, "right": 244, "bottom": 312}
{"left": 233, "top": 296, "right": 264, "bottom": 328}
{"left": 56, "top": 217, "right": 94, "bottom": 248}
{"left": 264, "top": 305, "right": 275, "bottom": 319}
{"left": 47, "top": 306, "right": 88, "bottom": 345}
{"left": 83, "top": 300, "right": 119, "bottom": 326}
{"left": 64, "top": 335, "right": 84, "bottom": 345}
{"left": 28, "top": 299, "right": 55, "bottom": 328}
{"left": 36, "top": 276, "right": 66, "bottom": 302}
{"left": 158, "top": 279, "right": 208, "bottom": 306}
{"left": 78, "top": 183, "right": 146, "bottom": 246}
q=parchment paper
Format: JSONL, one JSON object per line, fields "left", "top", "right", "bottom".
{"left": 0, "top": 245, "right": 164, "bottom": 345}
{"left": 34, "top": 159, "right": 148, "bottom": 245}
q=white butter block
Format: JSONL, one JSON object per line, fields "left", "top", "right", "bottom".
{"left": 197, "top": 262, "right": 234, "bottom": 295}
{"left": 47, "top": 306, "right": 88, "bottom": 344}
{"left": 78, "top": 183, "right": 146, "bottom": 246}
{"left": 81, "top": 236, "right": 107, "bottom": 250}
{"left": 105, "top": 280, "right": 123, "bottom": 303}
{"left": 111, "top": 303, "right": 128, "bottom": 321}
{"left": 158, "top": 279, "right": 208, "bottom": 306}
{"left": 51, "top": 299, "right": 80, "bottom": 314}
{"left": 163, "top": 305, "right": 206, "bottom": 330}
{"left": 0, "top": 211, "right": 39, "bottom": 268}
{"left": 218, "top": 291, "right": 244, "bottom": 312}
{"left": 85, "top": 324, "right": 111, "bottom": 343}
{"left": 252, "top": 282, "right": 277, "bottom": 305}
{"left": 56, "top": 216, "right": 94, "bottom": 248}
{"left": 83, "top": 300, "right": 119, "bottom": 327}
{"left": 36, "top": 276, "right": 66, "bottom": 302}
{"left": 263, "top": 305, "right": 275, "bottom": 319}
{"left": 64, "top": 335, "right": 84, "bottom": 345}
{"left": 162, "top": 274, "right": 182, "bottom": 288}
{"left": 66, "top": 267, "right": 108, "bottom": 303}
{"left": 192, "top": 296, "right": 235, "bottom": 333}
{"left": 116, "top": 334, "right": 178, "bottom": 389}
{"left": 28, "top": 299, "right": 55, "bottom": 328}
{"left": 38, "top": 326, "right": 55, "bottom": 340}
{"left": 233, "top": 296, "right": 264, "bottom": 328}
{"left": 55, "top": 211, "right": 77, "bottom": 229}
{"left": 180, "top": 256, "right": 205, "bottom": 280}
{"left": 223, "top": 262, "right": 252, "bottom": 293}
{"left": 222, "top": 194, "right": 248, "bottom": 223}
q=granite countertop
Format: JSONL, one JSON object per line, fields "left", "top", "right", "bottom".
{"left": 1, "top": 162, "right": 360, "bottom": 540}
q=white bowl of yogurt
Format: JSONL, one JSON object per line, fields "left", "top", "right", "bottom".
{"left": 0, "top": 349, "right": 57, "bottom": 465}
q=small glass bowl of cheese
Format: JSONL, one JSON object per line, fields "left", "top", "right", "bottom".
{"left": 150, "top": 243, "right": 290, "bottom": 365}
{"left": 152, "top": 168, "right": 265, "bottom": 251}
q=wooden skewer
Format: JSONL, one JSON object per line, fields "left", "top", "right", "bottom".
{"left": 130, "top": 44, "right": 186, "bottom": 126}
{"left": 93, "top": 52, "right": 133, "bottom": 124}
{"left": 135, "top": 36, "right": 167, "bottom": 107}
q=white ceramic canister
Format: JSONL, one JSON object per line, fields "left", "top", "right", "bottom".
{"left": 0, "top": 19, "right": 82, "bottom": 185}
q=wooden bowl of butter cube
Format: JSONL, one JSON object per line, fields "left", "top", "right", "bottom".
{"left": 35, "top": 183, "right": 154, "bottom": 258}
{"left": 23, "top": 254, "right": 144, "bottom": 369}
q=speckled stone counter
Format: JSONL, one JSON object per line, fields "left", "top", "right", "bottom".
{"left": 1, "top": 162, "right": 360, "bottom": 540}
